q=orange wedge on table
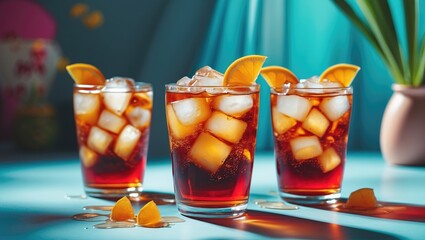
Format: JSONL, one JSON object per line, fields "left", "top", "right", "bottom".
{"left": 137, "top": 200, "right": 162, "bottom": 227}
{"left": 223, "top": 55, "right": 267, "bottom": 86}
{"left": 110, "top": 196, "right": 135, "bottom": 221}
{"left": 66, "top": 63, "right": 106, "bottom": 85}
{"left": 345, "top": 188, "right": 378, "bottom": 209}
{"left": 260, "top": 66, "right": 299, "bottom": 88}
{"left": 319, "top": 63, "right": 360, "bottom": 87}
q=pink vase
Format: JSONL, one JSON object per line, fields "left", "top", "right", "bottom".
{"left": 380, "top": 84, "right": 425, "bottom": 165}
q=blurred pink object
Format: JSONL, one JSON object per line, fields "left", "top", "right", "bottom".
{"left": 0, "top": 0, "right": 56, "bottom": 40}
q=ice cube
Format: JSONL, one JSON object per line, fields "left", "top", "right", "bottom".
{"left": 192, "top": 76, "right": 223, "bottom": 86}
{"left": 132, "top": 92, "right": 153, "bottom": 109}
{"left": 176, "top": 76, "right": 194, "bottom": 86}
{"left": 166, "top": 104, "right": 197, "bottom": 139}
{"left": 192, "top": 66, "right": 224, "bottom": 87}
{"left": 212, "top": 95, "right": 253, "bottom": 118}
{"left": 301, "top": 108, "right": 330, "bottom": 137}
{"left": 319, "top": 96, "right": 350, "bottom": 121}
{"left": 171, "top": 98, "right": 211, "bottom": 125}
{"left": 87, "top": 126, "right": 113, "bottom": 154}
{"left": 73, "top": 93, "right": 100, "bottom": 125}
{"left": 103, "top": 77, "right": 134, "bottom": 115}
{"left": 277, "top": 95, "right": 312, "bottom": 121}
{"left": 205, "top": 111, "right": 247, "bottom": 144}
{"left": 98, "top": 109, "right": 127, "bottom": 134}
{"left": 194, "top": 66, "right": 224, "bottom": 79}
{"left": 290, "top": 136, "right": 323, "bottom": 160}
{"left": 321, "top": 81, "right": 343, "bottom": 88}
{"left": 105, "top": 77, "right": 135, "bottom": 88}
{"left": 189, "top": 132, "right": 232, "bottom": 174}
{"left": 79, "top": 145, "right": 98, "bottom": 168}
{"left": 272, "top": 107, "right": 296, "bottom": 134}
{"left": 318, "top": 147, "right": 341, "bottom": 173}
{"left": 126, "top": 107, "right": 151, "bottom": 129}
{"left": 114, "top": 125, "right": 141, "bottom": 160}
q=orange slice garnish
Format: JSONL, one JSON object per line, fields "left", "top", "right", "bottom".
{"left": 345, "top": 188, "right": 378, "bottom": 209}
{"left": 260, "top": 66, "right": 298, "bottom": 88}
{"left": 319, "top": 63, "right": 360, "bottom": 87}
{"left": 137, "top": 200, "right": 161, "bottom": 227}
{"left": 110, "top": 196, "right": 135, "bottom": 221}
{"left": 66, "top": 63, "right": 106, "bottom": 85}
{"left": 223, "top": 55, "right": 267, "bottom": 86}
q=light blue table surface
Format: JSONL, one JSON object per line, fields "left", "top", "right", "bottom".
{"left": 1, "top": 151, "right": 424, "bottom": 240}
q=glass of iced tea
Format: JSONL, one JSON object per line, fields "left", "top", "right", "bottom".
{"left": 73, "top": 77, "right": 152, "bottom": 199}
{"left": 165, "top": 63, "right": 261, "bottom": 218}
{"left": 271, "top": 84, "right": 352, "bottom": 204}
{"left": 264, "top": 64, "right": 358, "bottom": 205}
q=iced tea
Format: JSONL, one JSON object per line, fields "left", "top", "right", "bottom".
{"left": 73, "top": 78, "right": 152, "bottom": 198}
{"left": 165, "top": 67, "right": 260, "bottom": 217}
{"left": 271, "top": 83, "right": 352, "bottom": 204}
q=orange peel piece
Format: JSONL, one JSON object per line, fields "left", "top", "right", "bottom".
{"left": 66, "top": 63, "right": 106, "bottom": 85}
{"left": 345, "top": 188, "right": 378, "bottom": 209}
{"left": 137, "top": 200, "right": 162, "bottom": 227}
{"left": 260, "top": 66, "right": 298, "bottom": 88}
{"left": 223, "top": 55, "right": 267, "bottom": 86}
{"left": 319, "top": 63, "right": 360, "bottom": 87}
{"left": 110, "top": 196, "right": 135, "bottom": 221}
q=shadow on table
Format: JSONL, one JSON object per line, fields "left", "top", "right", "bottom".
{"left": 302, "top": 198, "right": 425, "bottom": 223}
{"left": 194, "top": 210, "right": 400, "bottom": 239}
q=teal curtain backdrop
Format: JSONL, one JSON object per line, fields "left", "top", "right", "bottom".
{"left": 35, "top": 0, "right": 424, "bottom": 158}
{"left": 195, "top": 0, "right": 425, "bottom": 153}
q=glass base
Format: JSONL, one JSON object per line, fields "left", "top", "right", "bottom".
{"left": 177, "top": 202, "right": 247, "bottom": 218}
{"left": 84, "top": 186, "right": 144, "bottom": 200}
{"left": 280, "top": 191, "right": 340, "bottom": 205}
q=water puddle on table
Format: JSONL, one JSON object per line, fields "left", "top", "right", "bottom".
{"left": 254, "top": 200, "right": 299, "bottom": 210}
{"left": 64, "top": 194, "right": 88, "bottom": 200}
{"left": 68, "top": 191, "right": 184, "bottom": 229}
{"left": 72, "top": 205, "right": 184, "bottom": 229}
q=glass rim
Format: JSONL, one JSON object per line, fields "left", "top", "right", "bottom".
{"left": 165, "top": 83, "right": 260, "bottom": 89}
{"left": 271, "top": 85, "right": 352, "bottom": 94}
{"left": 74, "top": 82, "right": 152, "bottom": 92}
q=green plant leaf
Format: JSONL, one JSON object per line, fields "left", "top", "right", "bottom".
{"left": 403, "top": 0, "right": 417, "bottom": 85}
{"left": 332, "top": 0, "right": 395, "bottom": 80}
{"left": 414, "top": 34, "right": 425, "bottom": 86}
{"left": 357, "top": 0, "right": 405, "bottom": 84}
{"left": 332, "top": 0, "right": 382, "bottom": 53}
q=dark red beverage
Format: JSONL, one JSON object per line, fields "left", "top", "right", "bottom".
{"left": 271, "top": 86, "right": 352, "bottom": 203}
{"left": 166, "top": 84, "right": 259, "bottom": 217}
{"left": 73, "top": 80, "right": 152, "bottom": 198}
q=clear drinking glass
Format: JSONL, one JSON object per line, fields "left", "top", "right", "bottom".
{"left": 73, "top": 79, "right": 152, "bottom": 199}
{"left": 165, "top": 84, "right": 260, "bottom": 218}
{"left": 271, "top": 85, "right": 353, "bottom": 204}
